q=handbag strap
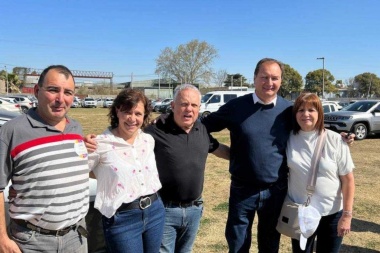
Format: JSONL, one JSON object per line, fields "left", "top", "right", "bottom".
{"left": 305, "top": 129, "right": 327, "bottom": 205}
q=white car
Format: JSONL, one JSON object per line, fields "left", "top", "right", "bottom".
{"left": 8, "top": 96, "right": 36, "bottom": 113}
{"left": 103, "top": 98, "right": 114, "bottom": 108}
{"left": 82, "top": 98, "right": 97, "bottom": 108}
{"left": 322, "top": 102, "right": 341, "bottom": 113}
{"left": 0, "top": 109, "right": 21, "bottom": 127}
{"left": 0, "top": 98, "right": 22, "bottom": 113}
{"left": 323, "top": 101, "right": 343, "bottom": 110}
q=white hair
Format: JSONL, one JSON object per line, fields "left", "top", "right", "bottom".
{"left": 173, "top": 84, "right": 201, "bottom": 101}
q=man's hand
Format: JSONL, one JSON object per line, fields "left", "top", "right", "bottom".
{"left": 84, "top": 134, "right": 97, "bottom": 153}
{"left": 340, "top": 132, "right": 355, "bottom": 146}
{"left": 0, "top": 237, "right": 22, "bottom": 253}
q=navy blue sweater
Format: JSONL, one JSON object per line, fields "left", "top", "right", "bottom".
{"left": 201, "top": 94, "right": 292, "bottom": 185}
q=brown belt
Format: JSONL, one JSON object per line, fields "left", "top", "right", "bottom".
{"left": 12, "top": 219, "right": 77, "bottom": 236}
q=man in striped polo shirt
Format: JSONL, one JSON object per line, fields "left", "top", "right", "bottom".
{"left": 0, "top": 65, "right": 89, "bottom": 253}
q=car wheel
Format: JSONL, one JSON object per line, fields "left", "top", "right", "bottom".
{"left": 353, "top": 123, "right": 367, "bottom": 140}
{"left": 202, "top": 111, "right": 210, "bottom": 117}
{"left": 21, "top": 106, "right": 29, "bottom": 113}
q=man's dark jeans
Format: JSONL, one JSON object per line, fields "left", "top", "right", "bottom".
{"left": 225, "top": 179, "right": 288, "bottom": 253}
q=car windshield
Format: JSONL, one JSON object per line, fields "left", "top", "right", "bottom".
{"left": 201, "top": 94, "right": 213, "bottom": 103}
{"left": 341, "top": 101, "right": 378, "bottom": 112}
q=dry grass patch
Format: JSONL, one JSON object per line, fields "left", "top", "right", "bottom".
{"left": 69, "top": 108, "right": 380, "bottom": 253}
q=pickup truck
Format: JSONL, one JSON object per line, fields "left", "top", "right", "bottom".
{"left": 324, "top": 100, "right": 380, "bottom": 140}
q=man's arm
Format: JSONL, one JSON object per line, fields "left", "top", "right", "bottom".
{"left": 211, "top": 143, "right": 230, "bottom": 160}
{"left": 84, "top": 134, "right": 98, "bottom": 153}
{"left": 0, "top": 192, "right": 21, "bottom": 253}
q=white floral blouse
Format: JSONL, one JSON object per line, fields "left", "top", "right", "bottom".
{"left": 88, "top": 128, "right": 161, "bottom": 218}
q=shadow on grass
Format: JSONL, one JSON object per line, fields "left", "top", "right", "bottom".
{"left": 351, "top": 218, "right": 380, "bottom": 234}
{"left": 340, "top": 244, "right": 380, "bottom": 253}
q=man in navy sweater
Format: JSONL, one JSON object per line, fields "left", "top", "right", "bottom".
{"left": 201, "top": 58, "right": 294, "bottom": 253}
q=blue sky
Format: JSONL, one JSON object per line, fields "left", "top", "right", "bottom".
{"left": 1, "top": 0, "right": 379, "bottom": 85}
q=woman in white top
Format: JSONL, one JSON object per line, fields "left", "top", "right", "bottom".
{"left": 88, "top": 89, "right": 164, "bottom": 253}
{"left": 286, "top": 93, "right": 355, "bottom": 253}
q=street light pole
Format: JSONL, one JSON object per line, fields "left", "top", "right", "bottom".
{"left": 4, "top": 66, "right": 9, "bottom": 95}
{"left": 317, "top": 57, "right": 325, "bottom": 99}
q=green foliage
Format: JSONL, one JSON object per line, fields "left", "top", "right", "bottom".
{"left": 223, "top": 73, "right": 248, "bottom": 87}
{"left": 353, "top": 73, "right": 380, "bottom": 98}
{"left": 279, "top": 64, "right": 303, "bottom": 98}
{"left": 0, "top": 70, "right": 22, "bottom": 92}
{"left": 304, "top": 69, "right": 336, "bottom": 96}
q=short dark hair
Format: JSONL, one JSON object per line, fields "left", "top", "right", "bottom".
{"left": 37, "top": 65, "right": 75, "bottom": 87}
{"left": 108, "top": 89, "right": 152, "bottom": 129}
{"left": 292, "top": 93, "right": 324, "bottom": 135}
{"left": 254, "top": 58, "right": 284, "bottom": 79}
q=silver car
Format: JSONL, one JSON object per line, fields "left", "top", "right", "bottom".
{"left": 324, "top": 100, "right": 380, "bottom": 140}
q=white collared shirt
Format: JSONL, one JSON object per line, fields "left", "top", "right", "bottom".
{"left": 252, "top": 93, "right": 277, "bottom": 106}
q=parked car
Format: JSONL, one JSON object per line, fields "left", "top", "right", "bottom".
{"left": 103, "top": 98, "right": 114, "bottom": 108}
{"left": 0, "top": 98, "right": 22, "bottom": 113}
{"left": 324, "top": 100, "right": 380, "bottom": 140}
{"left": 0, "top": 109, "right": 21, "bottom": 127}
{"left": 158, "top": 103, "right": 172, "bottom": 113}
{"left": 71, "top": 96, "right": 81, "bottom": 108}
{"left": 82, "top": 97, "right": 97, "bottom": 108}
{"left": 200, "top": 90, "right": 252, "bottom": 117}
{"left": 338, "top": 102, "right": 350, "bottom": 109}
{"left": 8, "top": 95, "right": 36, "bottom": 113}
{"left": 322, "top": 102, "right": 340, "bottom": 113}
{"left": 150, "top": 99, "right": 162, "bottom": 110}
{"left": 0, "top": 97, "right": 17, "bottom": 104}
{"left": 165, "top": 104, "right": 172, "bottom": 114}
{"left": 154, "top": 98, "right": 172, "bottom": 112}
{"left": 323, "top": 101, "right": 343, "bottom": 110}
{"left": 96, "top": 98, "right": 104, "bottom": 107}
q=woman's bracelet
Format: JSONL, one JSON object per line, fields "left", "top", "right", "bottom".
{"left": 343, "top": 210, "right": 353, "bottom": 217}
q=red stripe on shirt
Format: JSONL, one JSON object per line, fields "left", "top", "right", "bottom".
{"left": 10, "top": 134, "right": 84, "bottom": 158}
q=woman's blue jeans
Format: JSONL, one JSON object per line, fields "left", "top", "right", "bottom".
{"left": 291, "top": 210, "right": 343, "bottom": 253}
{"left": 102, "top": 197, "right": 165, "bottom": 253}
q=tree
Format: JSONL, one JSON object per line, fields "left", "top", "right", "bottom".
{"left": 278, "top": 64, "right": 303, "bottom": 98}
{"left": 213, "top": 69, "right": 227, "bottom": 87}
{"left": 0, "top": 70, "right": 22, "bottom": 93}
{"left": 345, "top": 77, "right": 358, "bottom": 97}
{"left": 304, "top": 69, "right": 336, "bottom": 97}
{"left": 13, "top": 67, "right": 31, "bottom": 84}
{"left": 224, "top": 73, "right": 248, "bottom": 87}
{"left": 155, "top": 40, "right": 218, "bottom": 84}
{"left": 353, "top": 73, "right": 380, "bottom": 98}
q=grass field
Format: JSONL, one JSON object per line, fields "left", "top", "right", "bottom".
{"left": 69, "top": 107, "right": 380, "bottom": 253}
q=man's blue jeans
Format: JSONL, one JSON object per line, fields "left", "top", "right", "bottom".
{"left": 291, "top": 210, "right": 343, "bottom": 253}
{"left": 225, "top": 179, "right": 287, "bottom": 253}
{"left": 102, "top": 197, "right": 165, "bottom": 253}
{"left": 160, "top": 202, "right": 203, "bottom": 253}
